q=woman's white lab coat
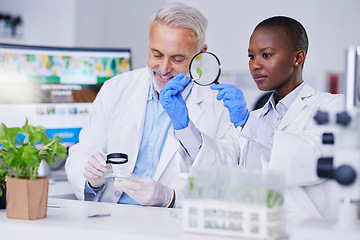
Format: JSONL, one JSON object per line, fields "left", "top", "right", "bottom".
{"left": 238, "top": 82, "right": 344, "bottom": 229}
{"left": 65, "top": 68, "right": 239, "bottom": 205}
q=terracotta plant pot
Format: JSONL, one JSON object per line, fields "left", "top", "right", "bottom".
{"left": 0, "top": 185, "right": 5, "bottom": 209}
{"left": 6, "top": 176, "right": 49, "bottom": 220}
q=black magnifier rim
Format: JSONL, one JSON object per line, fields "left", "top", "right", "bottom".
{"left": 189, "top": 51, "right": 222, "bottom": 86}
{"left": 106, "top": 153, "right": 128, "bottom": 164}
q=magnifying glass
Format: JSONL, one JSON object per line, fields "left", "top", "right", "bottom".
{"left": 106, "top": 153, "right": 128, "bottom": 164}
{"left": 189, "top": 52, "right": 221, "bottom": 86}
{"left": 104, "top": 153, "right": 137, "bottom": 182}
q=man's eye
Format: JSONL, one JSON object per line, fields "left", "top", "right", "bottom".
{"left": 248, "top": 54, "right": 254, "bottom": 59}
{"left": 154, "top": 54, "right": 162, "bottom": 58}
{"left": 263, "top": 53, "right": 271, "bottom": 58}
{"left": 173, "top": 56, "right": 185, "bottom": 63}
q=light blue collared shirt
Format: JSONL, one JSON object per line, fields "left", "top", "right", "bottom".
{"left": 118, "top": 77, "right": 194, "bottom": 205}
{"left": 265, "top": 82, "right": 305, "bottom": 130}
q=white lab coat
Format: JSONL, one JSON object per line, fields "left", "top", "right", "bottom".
{"left": 65, "top": 68, "right": 239, "bottom": 205}
{"left": 238, "top": 83, "right": 344, "bottom": 229}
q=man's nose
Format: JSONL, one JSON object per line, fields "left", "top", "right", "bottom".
{"left": 159, "top": 58, "right": 173, "bottom": 74}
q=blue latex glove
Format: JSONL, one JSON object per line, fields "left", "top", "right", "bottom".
{"left": 210, "top": 84, "right": 250, "bottom": 128}
{"left": 160, "top": 73, "right": 191, "bottom": 130}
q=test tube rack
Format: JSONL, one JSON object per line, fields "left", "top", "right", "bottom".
{"left": 182, "top": 199, "right": 286, "bottom": 239}
{"left": 182, "top": 166, "right": 287, "bottom": 239}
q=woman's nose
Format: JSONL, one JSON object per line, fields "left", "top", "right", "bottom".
{"left": 250, "top": 57, "right": 262, "bottom": 71}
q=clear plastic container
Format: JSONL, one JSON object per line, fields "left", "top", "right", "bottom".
{"left": 103, "top": 153, "right": 137, "bottom": 182}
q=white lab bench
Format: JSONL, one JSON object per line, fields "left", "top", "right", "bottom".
{"left": 0, "top": 198, "right": 237, "bottom": 240}
{"left": 0, "top": 180, "right": 238, "bottom": 240}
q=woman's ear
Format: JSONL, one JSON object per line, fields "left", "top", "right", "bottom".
{"left": 294, "top": 50, "right": 306, "bottom": 66}
{"left": 200, "top": 44, "right": 208, "bottom": 53}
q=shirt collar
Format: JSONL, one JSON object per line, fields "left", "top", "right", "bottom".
{"left": 279, "top": 81, "right": 305, "bottom": 109}
{"left": 148, "top": 77, "right": 158, "bottom": 101}
{"left": 263, "top": 81, "right": 305, "bottom": 116}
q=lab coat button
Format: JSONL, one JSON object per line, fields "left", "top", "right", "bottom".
{"left": 115, "top": 191, "right": 121, "bottom": 197}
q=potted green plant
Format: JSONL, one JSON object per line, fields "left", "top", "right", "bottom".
{"left": 0, "top": 166, "right": 8, "bottom": 209}
{"left": 0, "top": 119, "right": 67, "bottom": 219}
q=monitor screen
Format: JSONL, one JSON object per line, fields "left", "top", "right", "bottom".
{"left": 0, "top": 43, "right": 132, "bottom": 145}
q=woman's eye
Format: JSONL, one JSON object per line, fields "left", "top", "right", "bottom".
{"left": 248, "top": 54, "right": 254, "bottom": 59}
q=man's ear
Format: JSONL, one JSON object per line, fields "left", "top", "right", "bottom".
{"left": 294, "top": 50, "right": 306, "bottom": 66}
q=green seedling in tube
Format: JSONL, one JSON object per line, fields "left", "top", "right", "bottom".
{"left": 267, "top": 189, "right": 283, "bottom": 208}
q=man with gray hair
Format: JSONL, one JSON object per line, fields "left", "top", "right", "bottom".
{"left": 65, "top": 2, "right": 239, "bottom": 208}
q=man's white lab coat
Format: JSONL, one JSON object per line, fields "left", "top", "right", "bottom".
{"left": 65, "top": 68, "right": 239, "bottom": 205}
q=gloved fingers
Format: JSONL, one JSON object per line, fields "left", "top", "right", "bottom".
{"left": 220, "top": 89, "right": 245, "bottom": 103}
{"left": 114, "top": 179, "right": 148, "bottom": 203}
{"left": 84, "top": 162, "right": 106, "bottom": 177}
{"left": 171, "top": 72, "right": 185, "bottom": 82}
{"left": 161, "top": 74, "right": 190, "bottom": 93}
{"left": 161, "top": 82, "right": 183, "bottom": 93}
{"left": 83, "top": 169, "right": 103, "bottom": 180}
{"left": 115, "top": 179, "right": 143, "bottom": 191}
{"left": 161, "top": 74, "right": 185, "bottom": 92}
{"left": 114, "top": 179, "right": 133, "bottom": 192}
{"left": 161, "top": 89, "right": 180, "bottom": 100}
{"left": 91, "top": 152, "right": 107, "bottom": 167}
{"left": 114, "top": 178, "right": 157, "bottom": 194}
{"left": 88, "top": 155, "right": 107, "bottom": 173}
{"left": 179, "top": 75, "right": 191, "bottom": 87}
{"left": 222, "top": 97, "right": 247, "bottom": 108}
{"left": 171, "top": 73, "right": 191, "bottom": 87}
{"left": 210, "top": 83, "right": 232, "bottom": 91}
{"left": 211, "top": 84, "right": 238, "bottom": 100}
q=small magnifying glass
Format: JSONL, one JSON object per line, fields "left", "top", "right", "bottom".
{"left": 189, "top": 52, "right": 221, "bottom": 86}
{"left": 106, "top": 153, "right": 128, "bottom": 164}
{"left": 104, "top": 153, "right": 137, "bottom": 182}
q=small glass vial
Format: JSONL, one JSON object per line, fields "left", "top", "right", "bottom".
{"left": 104, "top": 153, "right": 137, "bottom": 182}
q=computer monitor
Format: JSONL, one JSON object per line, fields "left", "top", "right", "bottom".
{"left": 344, "top": 45, "right": 360, "bottom": 109}
{"left": 0, "top": 43, "right": 132, "bottom": 145}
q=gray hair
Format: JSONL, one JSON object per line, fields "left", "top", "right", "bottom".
{"left": 150, "top": 2, "right": 208, "bottom": 51}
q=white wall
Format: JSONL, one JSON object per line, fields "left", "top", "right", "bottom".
{"left": 73, "top": 0, "right": 167, "bottom": 69}
{"left": 0, "top": 0, "right": 77, "bottom": 46}
{"left": 1, "top": 0, "right": 360, "bottom": 107}
{"left": 175, "top": 0, "right": 360, "bottom": 94}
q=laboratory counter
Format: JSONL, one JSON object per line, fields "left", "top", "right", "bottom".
{"left": 0, "top": 197, "right": 246, "bottom": 240}
{"left": 0, "top": 180, "right": 256, "bottom": 240}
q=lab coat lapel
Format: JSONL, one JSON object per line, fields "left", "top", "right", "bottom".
{"left": 154, "top": 85, "right": 206, "bottom": 180}
{"left": 277, "top": 83, "right": 315, "bottom": 130}
{"left": 116, "top": 74, "right": 149, "bottom": 173}
{"left": 154, "top": 134, "right": 178, "bottom": 180}
{"left": 187, "top": 84, "right": 206, "bottom": 124}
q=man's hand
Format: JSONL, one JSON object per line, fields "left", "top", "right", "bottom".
{"left": 160, "top": 73, "right": 191, "bottom": 130}
{"left": 83, "top": 152, "right": 107, "bottom": 188}
{"left": 210, "top": 84, "right": 250, "bottom": 128}
{"left": 114, "top": 178, "right": 174, "bottom": 207}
